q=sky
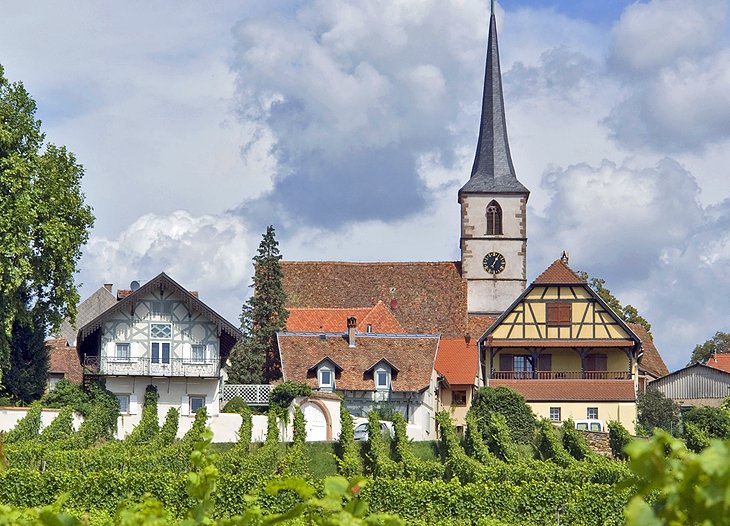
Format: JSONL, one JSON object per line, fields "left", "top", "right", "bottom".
{"left": 1, "top": 0, "right": 729, "bottom": 372}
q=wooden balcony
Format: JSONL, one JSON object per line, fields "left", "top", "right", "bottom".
{"left": 490, "top": 370, "right": 632, "bottom": 380}
{"left": 84, "top": 356, "right": 219, "bottom": 378}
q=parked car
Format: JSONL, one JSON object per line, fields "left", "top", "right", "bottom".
{"left": 353, "top": 420, "right": 395, "bottom": 441}
{"left": 574, "top": 419, "right": 605, "bottom": 432}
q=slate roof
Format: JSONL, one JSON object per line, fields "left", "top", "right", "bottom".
{"left": 706, "top": 353, "right": 730, "bottom": 374}
{"left": 460, "top": 9, "right": 528, "bottom": 196}
{"left": 435, "top": 338, "right": 480, "bottom": 386}
{"left": 533, "top": 259, "right": 585, "bottom": 285}
{"left": 56, "top": 285, "right": 116, "bottom": 346}
{"left": 282, "top": 261, "right": 468, "bottom": 338}
{"left": 286, "top": 301, "right": 405, "bottom": 334}
{"left": 490, "top": 379, "right": 636, "bottom": 401}
{"left": 628, "top": 323, "right": 669, "bottom": 378}
{"left": 277, "top": 332, "right": 439, "bottom": 392}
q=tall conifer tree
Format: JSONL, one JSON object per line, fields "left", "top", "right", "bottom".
{"left": 229, "top": 226, "right": 288, "bottom": 383}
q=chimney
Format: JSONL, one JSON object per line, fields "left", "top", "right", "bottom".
{"left": 104, "top": 283, "right": 113, "bottom": 293}
{"left": 347, "top": 316, "right": 357, "bottom": 347}
{"left": 464, "top": 333, "right": 471, "bottom": 345}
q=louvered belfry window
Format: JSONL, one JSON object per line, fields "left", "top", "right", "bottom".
{"left": 486, "top": 200, "right": 503, "bottom": 235}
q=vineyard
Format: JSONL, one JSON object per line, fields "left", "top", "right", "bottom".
{"left": 0, "top": 387, "right": 723, "bottom": 525}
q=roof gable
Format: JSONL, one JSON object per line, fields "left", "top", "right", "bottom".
{"left": 706, "top": 353, "right": 730, "bottom": 373}
{"left": 534, "top": 259, "right": 585, "bottom": 285}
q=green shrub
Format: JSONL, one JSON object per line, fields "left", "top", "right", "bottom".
{"left": 4, "top": 402, "right": 42, "bottom": 443}
{"left": 264, "top": 409, "right": 280, "bottom": 446}
{"left": 41, "top": 380, "right": 89, "bottom": 415}
{"left": 237, "top": 404, "right": 253, "bottom": 446}
{"left": 152, "top": 407, "right": 180, "bottom": 448}
{"left": 468, "top": 386, "right": 536, "bottom": 444}
{"left": 38, "top": 407, "right": 74, "bottom": 444}
{"left": 221, "top": 396, "right": 247, "bottom": 414}
{"left": 269, "top": 381, "right": 312, "bottom": 414}
{"left": 336, "top": 404, "right": 360, "bottom": 478}
{"left": 683, "top": 405, "right": 730, "bottom": 439}
{"left": 125, "top": 385, "right": 159, "bottom": 445}
{"left": 684, "top": 421, "right": 710, "bottom": 453}
{"left": 392, "top": 412, "right": 443, "bottom": 481}
{"left": 484, "top": 412, "right": 520, "bottom": 462}
{"left": 607, "top": 420, "right": 631, "bottom": 460}
{"left": 435, "top": 411, "right": 488, "bottom": 484}
{"left": 535, "top": 419, "right": 573, "bottom": 467}
{"left": 363, "top": 410, "right": 400, "bottom": 478}
{"left": 562, "top": 419, "right": 593, "bottom": 460}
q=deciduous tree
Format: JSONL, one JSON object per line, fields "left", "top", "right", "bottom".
{"left": 0, "top": 64, "right": 94, "bottom": 383}
{"left": 228, "top": 226, "right": 288, "bottom": 383}
{"left": 689, "top": 331, "right": 730, "bottom": 365}
{"left": 636, "top": 388, "right": 680, "bottom": 435}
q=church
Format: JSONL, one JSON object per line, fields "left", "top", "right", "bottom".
{"left": 277, "top": 4, "right": 667, "bottom": 434}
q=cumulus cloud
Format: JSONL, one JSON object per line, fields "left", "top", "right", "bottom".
{"left": 605, "top": 0, "right": 730, "bottom": 153}
{"left": 79, "top": 211, "right": 251, "bottom": 321}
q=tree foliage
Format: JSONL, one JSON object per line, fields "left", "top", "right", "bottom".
{"left": 683, "top": 405, "right": 730, "bottom": 441}
{"left": 0, "top": 65, "right": 94, "bottom": 383}
{"left": 689, "top": 331, "right": 730, "bottom": 365}
{"left": 228, "top": 226, "right": 288, "bottom": 384}
{"left": 636, "top": 388, "right": 680, "bottom": 436}
{"left": 0, "top": 299, "right": 48, "bottom": 404}
{"left": 577, "top": 271, "right": 651, "bottom": 334}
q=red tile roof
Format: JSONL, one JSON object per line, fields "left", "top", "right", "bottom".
{"left": 628, "top": 323, "right": 669, "bottom": 378}
{"left": 47, "top": 338, "right": 83, "bottom": 384}
{"left": 286, "top": 301, "right": 405, "bottom": 333}
{"left": 533, "top": 259, "right": 585, "bottom": 285}
{"left": 467, "top": 314, "right": 497, "bottom": 339}
{"left": 277, "top": 333, "right": 439, "bottom": 392}
{"left": 282, "top": 261, "right": 468, "bottom": 337}
{"left": 490, "top": 379, "right": 636, "bottom": 401}
{"left": 706, "top": 353, "right": 730, "bottom": 373}
{"left": 435, "top": 338, "right": 479, "bottom": 385}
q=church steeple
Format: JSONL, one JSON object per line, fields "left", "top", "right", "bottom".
{"left": 460, "top": 3, "right": 528, "bottom": 196}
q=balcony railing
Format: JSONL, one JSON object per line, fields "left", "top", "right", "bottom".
{"left": 490, "top": 370, "right": 632, "bottom": 380}
{"left": 84, "top": 356, "right": 219, "bottom": 378}
{"left": 221, "top": 384, "right": 273, "bottom": 406}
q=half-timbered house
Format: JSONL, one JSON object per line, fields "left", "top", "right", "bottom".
{"left": 479, "top": 256, "right": 642, "bottom": 431}
{"left": 76, "top": 272, "right": 241, "bottom": 418}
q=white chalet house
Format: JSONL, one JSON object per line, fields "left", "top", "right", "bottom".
{"left": 76, "top": 273, "right": 241, "bottom": 417}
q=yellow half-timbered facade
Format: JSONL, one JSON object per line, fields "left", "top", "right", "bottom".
{"left": 479, "top": 256, "right": 640, "bottom": 432}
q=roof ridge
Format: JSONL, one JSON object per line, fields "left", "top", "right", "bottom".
{"left": 533, "top": 258, "right": 585, "bottom": 284}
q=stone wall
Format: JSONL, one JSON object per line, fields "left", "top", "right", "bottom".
{"left": 582, "top": 430, "right": 612, "bottom": 457}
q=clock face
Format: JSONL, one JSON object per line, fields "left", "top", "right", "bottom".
{"left": 483, "top": 252, "right": 506, "bottom": 274}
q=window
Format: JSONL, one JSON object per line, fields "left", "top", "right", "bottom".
{"left": 150, "top": 323, "right": 172, "bottom": 339}
{"left": 48, "top": 373, "right": 64, "bottom": 390}
{"left": 191, "top": 345, "right": 206, "bottom": 363}
{"left": 117, "top": 395, "right": 130, "bottom": 414}
{"left": 151, "top": 342, "right": 171, "bottom": 364}
{"left": 587, "top": 407, "right": 599, "bottom": 419}
{"left": 486, "top": 200, "right": 503, "bottom": 235}
{"left": 115, "top": 343, "right": 131, "bottom": 361}
{"left": 584, "top": 354, "right": 608, "bottom": 372}
{"left": 549, "top": 407, "right": 561, "bottom": 422}
{"left": 189, "top": 396, "right": 205, "bottom": 414}
{"left": 376, "top": 369, "right": 390, "bottom": 390}
{"left": 546, "top": 302, "right": 571, "bottom": 327}
{"left": 452, "top": 390, "right": 467, "bottom": 406}
{"left": 513, "top": 355, "right": 532, "bottom": 372}
{"left": 319, "top": 367, "right": 333, "bottom": 390}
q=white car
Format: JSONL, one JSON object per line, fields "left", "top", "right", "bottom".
{"left": 574, "top": 419, "right": 605, "bottom": 432}
{"left": 353, "top": 420, "right": 395, "bottom": 441}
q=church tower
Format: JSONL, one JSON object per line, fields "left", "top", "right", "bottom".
{"left": 460, "top": 2, "right": 529, "bottom": 314}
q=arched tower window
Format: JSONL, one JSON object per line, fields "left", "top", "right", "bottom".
{"left": 486, "top": 200, "right": 502, "bottom": 235}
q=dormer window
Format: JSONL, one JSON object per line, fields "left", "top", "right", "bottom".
{"left": 375, "top": 367, "right": 390, "bottom": 390}
{"left": 318, "top": 366, "right": 334, "bottom": 390}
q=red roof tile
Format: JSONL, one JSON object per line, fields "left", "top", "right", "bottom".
{"left": 706, "top": 353, "right": 730, "bottom": 373}
{"left": 282, "top": 261, "right": 468, "bottom": 338}
{"left": 533, "top": 259, "right": 585, "bottom": 285}
{"left": 277, "top": 333, "right": 439, "bottom": 392}
{"left": 628, "top": 323, "right": 669, "bottom": 378}
{"left": 490, "top": 379, "right": 636, "bottom": 401}
{"left": 435, "top": 338, "right": 479, "bottom": 385}
{"left": 47, "top": 338, "right": 83, "bottom": 384}
{"left": 286, "top": 301, "right": 405, "bottom": 334}
{"left": 467, "top": 314, "right": 497, "bottom": 339}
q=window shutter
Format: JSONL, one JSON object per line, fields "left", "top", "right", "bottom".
{"left": 129, "top": 394, "right": 138, "bottom": 415}
{"left": 538, "top": 354, "right": 552, "bottom": 371}
{"left": 499, "top": 353, "right": 513, "bottom": 371}
{"left": 558, "top": 304, "right": 571, "bottom": 324}
{"left": 584, "top": 354, "right": 595, "bottom": 371}
{"left": 180, "top": 395, "right": 189, "bottom": 416}
{"left": 595, "top": 354, "right": 608, "bottom": 371}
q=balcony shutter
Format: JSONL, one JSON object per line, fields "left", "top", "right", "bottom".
{"left": 180, "top": 395, "right": 189, "bottom": 416}
{"left": 538, "top": 353, "right": 552, "bottom": 371}
{"left": 129, "top": 394, "right": 138, "bottom": 415}
{"left": 499, "top": 353, "right": 513, "bottom": 371}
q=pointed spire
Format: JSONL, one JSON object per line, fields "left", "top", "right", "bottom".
{"left": 460, "top": 3, "right": 528, "bottom": 196}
